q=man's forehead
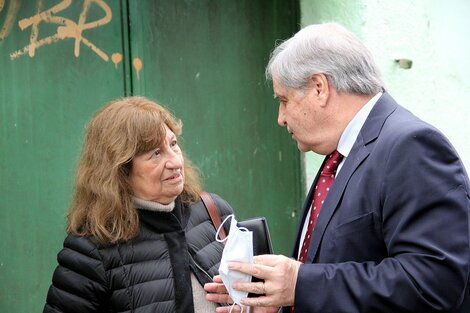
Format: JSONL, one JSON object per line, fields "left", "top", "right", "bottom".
{"left": 272, "top": 79, "right": 286, "bottom": 97}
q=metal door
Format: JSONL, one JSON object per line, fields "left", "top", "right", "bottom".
{"left": 0, "top": 1, "right": 127, "bottom": 311}
{"left": 0, "top": 1, "right": 300, "bottom": 311}
{"left": 128, "top": 0, "right": 302, "bottom": 254}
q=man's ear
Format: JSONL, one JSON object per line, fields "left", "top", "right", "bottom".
{"left": 309, "top": 74, "right": 329, "bottom": 106}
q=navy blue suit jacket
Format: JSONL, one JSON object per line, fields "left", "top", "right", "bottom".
{"left": 290, "top": 93, "right": 470, "bottom": 313}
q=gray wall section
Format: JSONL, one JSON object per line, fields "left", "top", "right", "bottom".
{"left": 301, "top": 0, "right": 470, "bottom": 188}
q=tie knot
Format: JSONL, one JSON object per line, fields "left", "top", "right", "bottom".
{"left": 321, "top": 150, "right": 343, "bottom": 175}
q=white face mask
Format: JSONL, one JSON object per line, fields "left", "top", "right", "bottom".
{"left": 216, "top": 214, "right": 254, "bottom": 309}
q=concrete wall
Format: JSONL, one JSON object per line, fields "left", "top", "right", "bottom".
{"left": 300, "top": 0, "right": 470, "bottom": 188}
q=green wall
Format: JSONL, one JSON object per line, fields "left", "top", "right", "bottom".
{"left": 0, "top": 1, "right": 301, "bottom": 311}
{"left": 0, "top": 1, "right": 126, "bottom": 311}
{"left": 126, "top": 2, "right": 302, "bottom": 241}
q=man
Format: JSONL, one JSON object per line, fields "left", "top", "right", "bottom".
{"left": 205, "top": 22, "right": 470, "bottom": 313}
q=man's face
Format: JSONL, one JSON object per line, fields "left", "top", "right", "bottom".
{"left": 273, "top": 77, "right": 333, "bottom": 153}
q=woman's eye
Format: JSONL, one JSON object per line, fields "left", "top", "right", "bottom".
{"left": 170, "top": 140, "right": 178, "bottom": 147}
{"left": 152, "top": 149, "right": 161, "bottom": 157}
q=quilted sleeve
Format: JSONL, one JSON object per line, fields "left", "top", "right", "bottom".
{"left": 43, "top": 235, "right": 109, "bottom": 313}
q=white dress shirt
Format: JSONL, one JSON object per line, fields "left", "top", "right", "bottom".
{"left": 298, "top": 92, "right": 383, "bottom": 258}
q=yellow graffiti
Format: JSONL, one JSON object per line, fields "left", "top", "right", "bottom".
{"left": 10, "top": 0, "right": 112, "bottom": 61}
{"left": 111, "top": 52, "right": 122, "bottom": 69}
{"left": 0, "top": 0, "right": 21, "bottom": 41}
{"left": 133, "top": 57, "right": 142, "bottom": 80}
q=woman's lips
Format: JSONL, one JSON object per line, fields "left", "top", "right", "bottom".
{"left": 165, "top": 171, "right": 182, "bottom": 181}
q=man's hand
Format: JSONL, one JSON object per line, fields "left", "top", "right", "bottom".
{"left": 230, "top": 254, "right": 301, "bottom": 308}
{"left": 204, "top": 275, "right": 281, "bottom": 313}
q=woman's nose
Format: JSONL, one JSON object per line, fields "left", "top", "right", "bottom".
{"left": 166, "top": 150, "right": 183, "bottom": 168}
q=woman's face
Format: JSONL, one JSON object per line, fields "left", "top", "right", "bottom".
{"left": 129, "top": 126, "right": 184, "bottom": 204}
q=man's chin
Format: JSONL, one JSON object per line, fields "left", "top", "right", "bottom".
{"left": 296, "top": 142, "right": 310, "bottom": 152}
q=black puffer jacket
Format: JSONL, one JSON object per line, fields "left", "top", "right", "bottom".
{"left": 43, "top": 193, "right": 233, "bottom": 313}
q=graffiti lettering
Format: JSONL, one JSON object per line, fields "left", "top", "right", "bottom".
{"left": 0, "top": 0, "right": 21, "bottom": 41}
{"left": 9, "top": 0, "right": 112, "bottom": 61}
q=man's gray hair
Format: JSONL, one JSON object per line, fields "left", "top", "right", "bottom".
{"left": 266, "top": 23, "right": 384, "bottom": 95}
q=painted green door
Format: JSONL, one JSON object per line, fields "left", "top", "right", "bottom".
{"left": 0, "top": 1, "right": 128, "bottom": 311}
{"left": 1, "top": 1, "right": 300, "bottom": 312}
{"left": 128, "top": 0, "right": 302, "bottom": 254}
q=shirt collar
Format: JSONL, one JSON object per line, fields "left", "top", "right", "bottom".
{"left": 337, "top": 92, "right": 382, "bottom": 158}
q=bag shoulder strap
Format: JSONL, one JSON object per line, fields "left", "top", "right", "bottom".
{"left": 200, "top": 191, "right": 227, "bottom": 240}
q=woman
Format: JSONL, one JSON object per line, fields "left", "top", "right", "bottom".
{"left": 43, "top": 96, "right": 233, "bottom": 313}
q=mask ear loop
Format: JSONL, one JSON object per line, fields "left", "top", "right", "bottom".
{"left": 216, "top": 214, "right": 233, "bottom": 242}
{"left": 228, "top": 303, "right": 247, "bottom": 313}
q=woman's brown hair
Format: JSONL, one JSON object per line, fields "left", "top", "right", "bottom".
{"left": 67, "top": 96, "right": 202, "bottom": 244}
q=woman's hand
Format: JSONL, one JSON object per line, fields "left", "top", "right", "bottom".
{"left": 205, "top": 275, "right": 232, "bottom": 306}
{"left": 204, "top": 274, "right": 281, "bottom": 313}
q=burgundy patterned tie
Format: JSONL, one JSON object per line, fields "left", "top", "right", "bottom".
{"left": 298, "top": 150, "right": 343, "bottom": 263}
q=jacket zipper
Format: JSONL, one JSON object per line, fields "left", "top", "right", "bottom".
{"left": 188, "top": 252, "right": 213, "bottom": 282}
{"left": 189, "top": 252, "right": 230, "bottom": 307}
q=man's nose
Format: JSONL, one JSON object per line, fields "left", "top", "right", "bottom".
{"left": 277, "top": 104, "right": 286, "bottom": 127}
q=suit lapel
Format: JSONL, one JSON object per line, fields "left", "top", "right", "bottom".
{"left": 306, "top": 92, "right": 398, "bottom": 262}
